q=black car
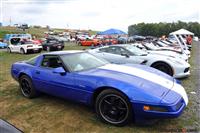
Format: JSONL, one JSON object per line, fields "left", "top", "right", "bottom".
{"left": 42, "top": 38, "right": 64, "bottom": 51}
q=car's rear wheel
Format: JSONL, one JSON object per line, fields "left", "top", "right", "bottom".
{"left": 95, "top": 89, "right": 132, "bottom": 126}
{"left": 7, "top": 48, "right": 11, "bottom": 53}
{"left": 38, "top": 49, "right": 42, "bottom": 53}
{"left": 20, "top": 48, "right": 25, "bottom": 54}
{"left": 78, "top": 42, "right": 82, "bottom": 46}
{"left": 19, "top": 75, "right": 39, "bottom": 98}
{"left": 151, "top": 62, "right": 173, "bottom": 76}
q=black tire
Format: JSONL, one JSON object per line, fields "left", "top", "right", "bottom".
{"left": 20, "top": 48, "right": 25, "bottom": 54}
{"left": 7, "top": 48, "right": 11, "bottom": 53}
{"left": 151, "top": 62, "right": 173, "bottom": 76}
{"left": 38, "top": 49, "right": 42, "bottom": 53}
{"left": 78, "top": 42, "right": 82, "bottom": 46}
{"left": 19, "top": 75, "right": 39, "bottom": 98}
{"left": 95, "top": 89, "right": 132, "bottom": 126}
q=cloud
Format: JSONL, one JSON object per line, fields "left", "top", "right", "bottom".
{"left": 1, "top": 0, "right": 200, "bottom": 31}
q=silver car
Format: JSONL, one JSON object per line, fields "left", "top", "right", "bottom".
{"left": 88, "top": 44, "right": 190, "bottom": 78}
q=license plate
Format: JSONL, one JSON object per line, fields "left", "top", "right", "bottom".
{"left": 58, "top": 46, "right": 61, "bottom": 48}
{"left": 34, "top": 48, "right": 39, "bottom": 51}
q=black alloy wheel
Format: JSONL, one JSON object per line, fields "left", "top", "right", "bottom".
{"left": 96, "top": 89, "right": 132, "bottom": 126}
{"left": 19, "top": 75, "right": 38, "bottom": 98}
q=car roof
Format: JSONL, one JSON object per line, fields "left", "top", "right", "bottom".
{"left": 97, "top": 44, "right": 131, "bottom": 49}
{"left": 42, "top": 50, "right": 84, "bottom": 56}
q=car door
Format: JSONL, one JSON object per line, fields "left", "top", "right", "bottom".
{"left": 32, "top": 55, "right": 76, "bottom": 99}
{"left": 97, "top": 46, "right": 142, "bottom": 64}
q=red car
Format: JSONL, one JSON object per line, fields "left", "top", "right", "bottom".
{"left": 78, "top": 39, "right": 101, "bottom": 46}
{"left": 102, "top": 38, "right": 118, "bottom": 45}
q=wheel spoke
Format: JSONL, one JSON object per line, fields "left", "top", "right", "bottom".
{"left": 21, "top": 78, "right": 31, "bottom": 96}
{"left": 103, "top": 99, "right": 112, "bottom": 105}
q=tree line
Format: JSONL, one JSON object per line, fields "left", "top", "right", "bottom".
{"left": 128, "top": 21, "right": 200, "bottom": 37}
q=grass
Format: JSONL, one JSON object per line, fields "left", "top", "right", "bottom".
{"left": 0, "top": 26, "right": 49, "bottom": 38}
{"left": 0, "top": 42, "right": 199, "bottom": 133}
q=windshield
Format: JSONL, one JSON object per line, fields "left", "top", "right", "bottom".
{"left": 144, "top": 43, "right": 159, "bottom": 50}
{"left": 60, "top": 52, "right": 109, "bottom": 72}
{"left": 26, "top": 55, "right": 39, "bottom": 65}
{"left": 157, "top": 41, "right": 168, "bottom": 47}
{"left": 125, "top": 45, "right": 148, "bottom": 56}
{"left": 23, "top": 41, "right": 33, "bottom": 44}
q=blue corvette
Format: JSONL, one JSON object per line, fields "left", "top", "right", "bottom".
{"left": 11, "top": 51, "right": 188, "bottom": 126}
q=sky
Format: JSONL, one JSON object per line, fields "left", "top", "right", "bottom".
{"left": 0, "top": 0, "right": 200, "bottom": 31}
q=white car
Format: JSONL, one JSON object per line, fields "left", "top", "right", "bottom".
{"left": 7, "top": 37, "right": 43, "bottom": 54}
{"left": 132, "top": 43, "right": 189, "bottom": 61}
{"left": 88, "top": 44, "right": 190, "bottom": 78}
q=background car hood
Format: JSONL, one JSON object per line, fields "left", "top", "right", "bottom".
{"left": 148, "top": 50, "right": 188, "bottom": 60}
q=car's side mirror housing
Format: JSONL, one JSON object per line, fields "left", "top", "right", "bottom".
{"left": 53, "top": 67, "right": 66, "bottom": 75}
{"left": 121, "top": 53, "right": 129, "bottom": 58}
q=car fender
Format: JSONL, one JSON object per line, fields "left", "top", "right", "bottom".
{"left": 93, "top": 79, "right": 162, "bottom": 105}
{"left": 18, "top": 67, "right": 33, "bottom": 80}
{"left": 20, "top": 45, "right": 27, "bottom": 53}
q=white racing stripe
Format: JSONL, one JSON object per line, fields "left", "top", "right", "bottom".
{"left": 100, "top": 64, "right": 188, "bottom": 105}
{"left": 100, "top": 64, "right": 174, "bottom": 88}
{"left": 172, "top": 83, "right": 188, "bottom": 105}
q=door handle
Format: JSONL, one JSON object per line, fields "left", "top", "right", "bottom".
{"left": 36, "top": 71, "right": 40, "bottom": 74}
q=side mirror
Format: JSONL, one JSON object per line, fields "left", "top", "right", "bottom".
{"left": 53, "top": 67, "right": 66, "bottom": 75}
{"left": 121, "top": 53, "right": 129, "bottom": 58}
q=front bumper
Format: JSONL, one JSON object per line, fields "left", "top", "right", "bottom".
{"left": 173, "top": 66, "right": 190, "bottom": 78}
{"left": 131, "top": 98, "right": 186, "bottom": 123}
{"left": 50, "top": 45, "right": 64, "bottom": 50}
{"left": 27, "top": 48, "right": 42, "bottom": 53}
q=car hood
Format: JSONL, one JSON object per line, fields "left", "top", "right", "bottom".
{"left": 79, "top": 64, "right": 175, "bottom": 102}
{"left": 148, "top": 50, "right": 188, "bottom": 61}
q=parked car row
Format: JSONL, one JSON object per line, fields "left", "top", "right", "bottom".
{"left": 88, "top": 44, "right": 190, "bottom": 78}
{"left": 7, "top": 37, "right": 65, "bottom": 54}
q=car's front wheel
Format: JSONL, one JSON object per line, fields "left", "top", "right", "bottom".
{"left": 95, "top": 89, "right": 132, "bottom": 126}
{"left": 20, "top": 48, "right": 25, "bottom": 54}
{"left": 7, "top": 48, "right": 11, "bottom": 53}
{"left": 19, "top": 75, "right": 39, "bottom": 98}
{"left": 151, "top": 62, "right": 173, "bottom": 76}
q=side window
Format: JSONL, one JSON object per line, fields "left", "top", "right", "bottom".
{"left": 99, "top": 47, "right": 109, "bottom": 52}
{"left": 107, "top": 47, "right": 121, "bottom": 55}
{"left": 118, "top": 47, "right": 132, "bottom": 55}
{"left": 10, "top": 38, "right": 21, "bottom": 45}
{"left": 41, "top": 56, "right": 63, "bottom": 68}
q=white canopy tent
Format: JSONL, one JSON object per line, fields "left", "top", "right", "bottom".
{"left": 169, "top": 29, "right": 194, "bottom": 36}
